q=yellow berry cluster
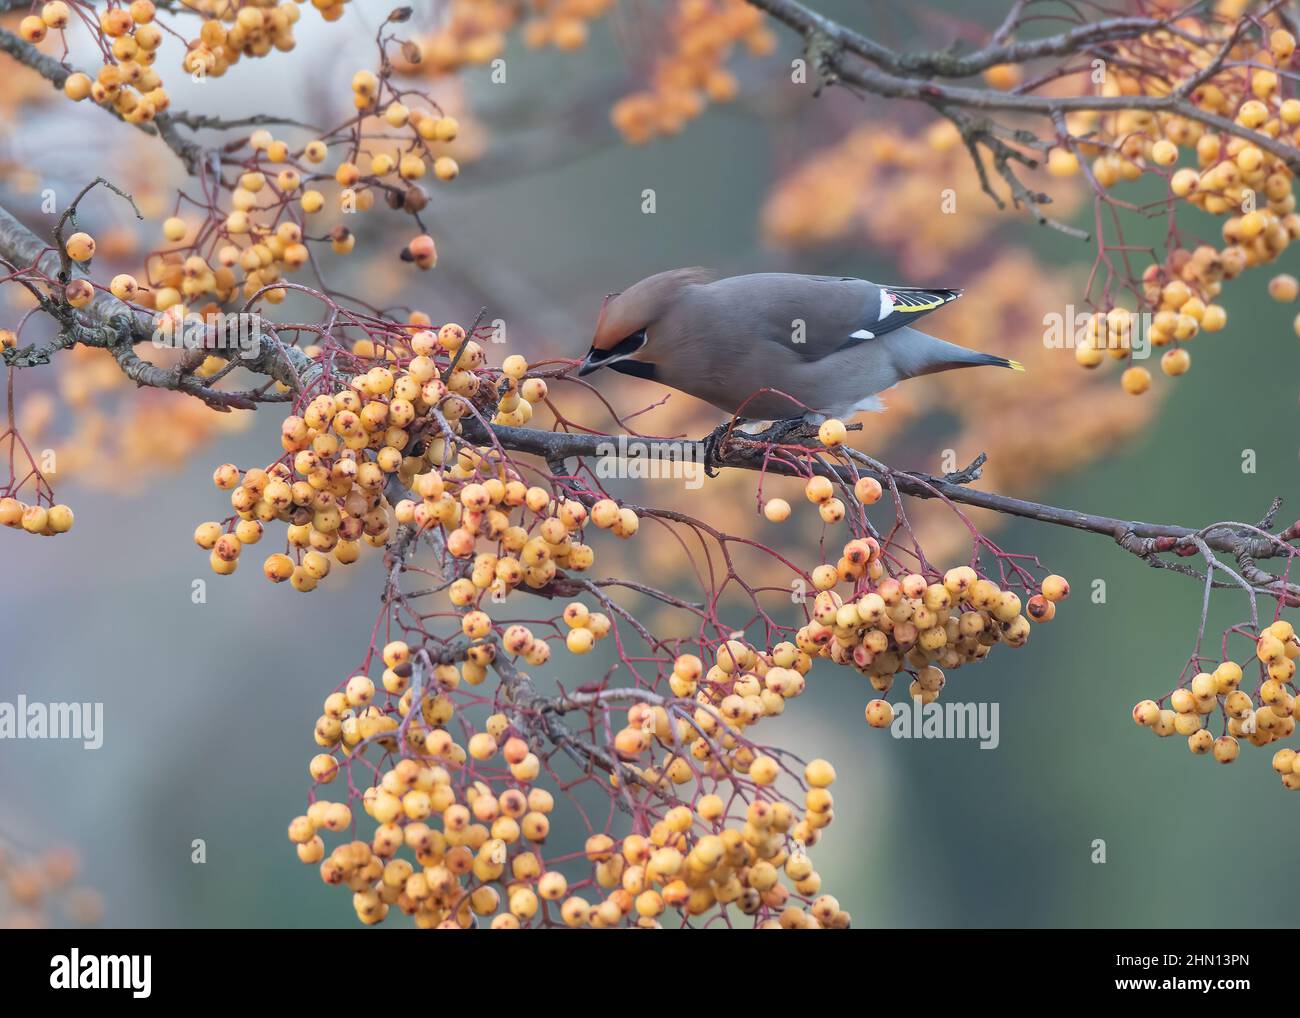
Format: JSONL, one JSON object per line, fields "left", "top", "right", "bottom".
{"left": 573, "top": 782, "right": 849, "bottom": 929}
{"left": 193, "top": 328, "right": 603, "bottom": 589}
{"left": 343, "top": 68, "right": 462, "bottom": 182}
{"left": 653, "top": 645, "right": 809, "bottom": 766}
{"left": 611, "top": 0, "right": 774, "bottom": 144}
{"left": 1133, "top": 619, "right": 1300, "bottom": 787}
{"left": 399, "top": 2, "right": 512, "bottom": 75}
{"left": 59, "top": 55, "right": 459, "bottom": 329}
{"left": 762, "top": 461, "right": 1068, "bottom": 717}
{"left": 420, "top": 487, "right": 604, "bottom": 588}
{"left": 519, "top": 0, "right": 612, "bottom": 53}
{"left": 1059, "top": 21, "right": 1299, "bottom": 390}
{"left": 0, "top": 497, "right": 74, "bottom": 536}
{"left": 557, "top": 601, "right": 612, "bottom": 655}
{"left": 41, "top": 2, "right": 169, "bottom": 126}
{"left": 152, "top": 209, "right": 307, "bottom": 314}
{"left": 492, "top": 355, "right": 548, "bottom": 426}
{"left": 295, "top": 656, "right": 848, "bottom": 928}
{"left": 179, "top": 0, "right": 317, "bottom": 78}
{"left": 836, "top": 565, "right": 1067, "bottom": 724}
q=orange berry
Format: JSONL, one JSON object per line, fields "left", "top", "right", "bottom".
{"left": 1121, "top": 366, "right": 1150, "bottom": 395}
{"left": 65, "top": 232, "right": 96, "bottom": 262}
{"left": 854, "top": 476, "right": 882, "bottom": 505}
{"left": 804, "top": 476, "right": 834, "bottom": 504}
{"left": 19, "top": 15, "right": 47, "bottom": 41}
{"left": 983, "top": 64, "right": 1020, "bottom": 89}
{"left": 1268, "top": 274, "right": 1298, "bottom": 302}
{"left": 1160, "top": 348, "right": 1190, "bottom": 376}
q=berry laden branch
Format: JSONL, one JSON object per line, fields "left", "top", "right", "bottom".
{"left": 745, "top": 0, "right": 1300, "bottom": 169}
{"left": 1, "top": 190, "right": 1294, "bottom": 604}
{"left": 461, "top": 418, "right": 1300, "bottom": 599}
{"left": 0, "top": 22, "right": 209, "bottom": 173}
{"left": 745, "top": 0, "right": 1300, "bottom": 295}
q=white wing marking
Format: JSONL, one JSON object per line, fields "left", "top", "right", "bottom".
{"left": 878, "top": 289, "right": 895, "bottom": 320}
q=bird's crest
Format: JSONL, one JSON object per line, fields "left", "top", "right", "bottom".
{"left": 592, "top": 267, "right": 713, "bottom": 350}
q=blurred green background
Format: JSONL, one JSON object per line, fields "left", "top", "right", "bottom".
{"left": 1, "top": 1, "right": 1297, "bottom": 927}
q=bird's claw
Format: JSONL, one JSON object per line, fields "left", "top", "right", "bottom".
{"left": 701, "top": 423, "right": 732, "bottom": 478}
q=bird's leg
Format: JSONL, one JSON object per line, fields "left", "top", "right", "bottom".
{"left": 701, "top": 421, "right": 739, "bottom": 478}
{"left": 749, "top": 417, "right": 813, "bottom": 446}
{"left": 727, "top": 418, "right": 822, "bottom": 458}
{"left": 702, "top": 417, "right": 860, "bottom": 477}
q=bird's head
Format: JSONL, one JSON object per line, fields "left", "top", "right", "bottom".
{"left": 577, "top": 267, "right": 711, "bottom": 377}
{"left": 576, "top": 290, "right": 647, "bottom": 376}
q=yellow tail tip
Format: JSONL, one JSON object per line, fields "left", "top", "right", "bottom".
{"left": 1007, "top": 359, "right": 1026, "bottom": 372}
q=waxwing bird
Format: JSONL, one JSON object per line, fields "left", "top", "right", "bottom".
{"left": 577, "top": 269, "right": 1023, "bottom": 422}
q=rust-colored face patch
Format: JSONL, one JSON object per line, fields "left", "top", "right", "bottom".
{"left": 591, "top": 292, "right": 623, "bottom": 351}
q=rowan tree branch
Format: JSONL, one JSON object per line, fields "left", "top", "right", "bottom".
{"left": 0, "top": 201, "right": 312, "bottom": 400}
{"left": 744, "top": 0, "right": 1300, "bottom": 172}
{"left": 459, "top": 418, "right": 1297, "bottom": 582}
{"left": 0, "top": 26, "right": 208, "bottom": 173}
{"left": 3, "top": 178, "right": 1293, "bottom": 596}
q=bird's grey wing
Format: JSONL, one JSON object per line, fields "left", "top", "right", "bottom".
{"left": 693, "top": 274, "right": 961, "bottom": 362}
{"left": 683, "top": 274, "right": 870, "bottom": 362}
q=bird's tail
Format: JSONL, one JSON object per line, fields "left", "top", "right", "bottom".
{"left": 888, "top": 330, "right": 1026, "bottom": 378}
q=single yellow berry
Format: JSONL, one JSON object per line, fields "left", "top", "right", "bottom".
{"left": 1150, "top": 139, "right": 1178, "bottom": 166}
{"left": 64, "top": 72, "right": 92, "bottom": 101}
{"left": 1046, "top": 148, "right": 1080, "bottom": 177}
{"left": 817, "top": 418, "right": 847, "bottom": 447}
{"left": 65, "top": 232, "right": 96, "bottom": 262}
{"left": 804, "top": 476, "right": 834, "bottom": 504}
{"left": 763, "top": 498, "right": 791, "bottom": 522}
{"left": 1160, "top": 348, "right": 1190, "bottom": 376}
{"left": 47, "top": 504, "right": 74, "bottom": 533}
{"left": 805, "top": 759, "right": 836, "bottom": 787}
{"left": 1040, "top": 574, "right": 1069, "bottom": 602}
{"left": 1121, "top": 366, "right": 1150, "bottom": 395}
{"left": 1268, "top": 274, "right": 1298, "bottom": 303}
{"left": 854, "top": 476, "right": 882, "bottom": 505}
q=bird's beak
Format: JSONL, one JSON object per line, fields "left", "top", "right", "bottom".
{"left": 577, "top": 346, "right": 608, "bottom": 377}
{"left": 577, "top": 330, "right": 647, "bottom": 377}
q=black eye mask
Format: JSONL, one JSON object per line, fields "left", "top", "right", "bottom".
{"left": 577, "top": 329, "right": 650, "bottom": 376}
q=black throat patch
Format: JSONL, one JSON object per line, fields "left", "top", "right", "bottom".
{"left": 607, "top": 359, "right": 657, "bottom": 381}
